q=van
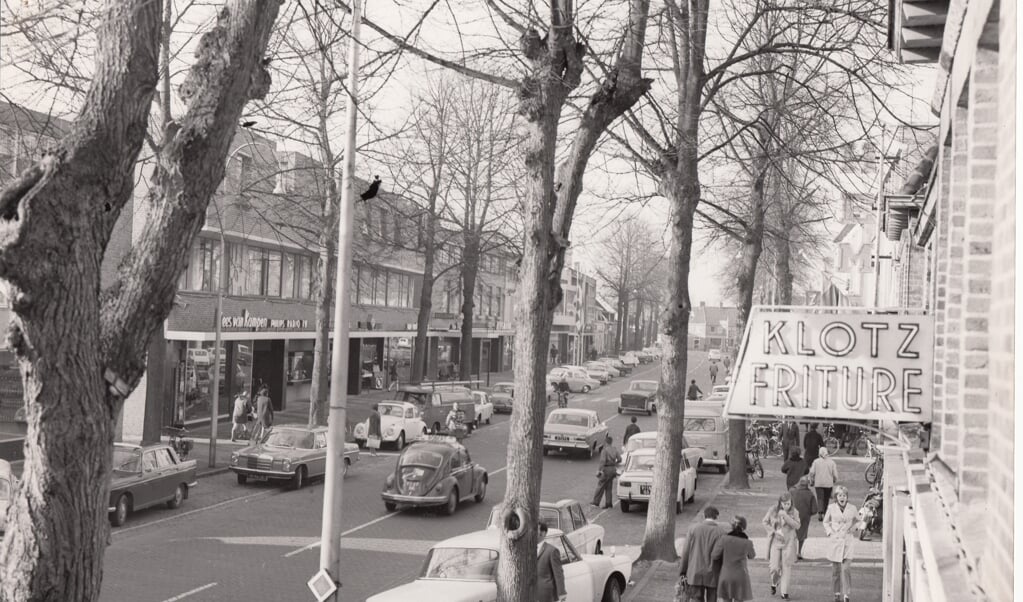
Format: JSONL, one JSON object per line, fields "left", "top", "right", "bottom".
{"left": 683, "top": 408, "right": 729, "bottom": 473}
{"left": 396, "top": 386, "right": 475, "bottom": 434}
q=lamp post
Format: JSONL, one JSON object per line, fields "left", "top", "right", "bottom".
{"left": 209, "top": 138, "right": 283, "bottom": 468}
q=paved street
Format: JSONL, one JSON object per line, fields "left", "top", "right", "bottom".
{"left": 99, "top": 353, "right": 730, "bottom": 601}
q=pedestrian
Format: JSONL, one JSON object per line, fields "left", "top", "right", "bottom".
{"left": 623, "top": 416, "right": 641, "bottom": 446}
{"left": 788, "top": 476, "right": 818, "bottom": 559}
{"left": 711, "top": 516, "right": 756, "bottom": 602}
{"left": 230, "top": 389, "right": 250, "bottom": 442}
{"left": 918, "top": 423, "right": 932, "bottom": 452}
{"left": 677, "top": 506, "right": 726, "bottom": 602}
{"left": 366, "top": 403, "right": 382, "bottom": 457}
{"left": 781, "top": 449, "right": 807, "bottom": 490}
{"left": 591, "top": 434, "right": 620, "bottom": 509}
{"left": 803, "top": 423, "right": 824, "bottom": 468}
{"left": 550, "top": 344, "right": 559, "bottom": 366}
{"left": 823, "top": 485, "right": 861, "bottom": 602}
{"left": 709, "top": 362, "right": 719, "bottom": 386}
{"left": 781, "top": 420, "right": 800, "bottom": 463}
{"left": 762, "top": 492, "right": 800, "bottom": 599}
{"left": 809, "top": 447, "right": 839, "bottom": 521}
{"left": 536, "top": 521, "right": 567, "bottom": 602}
{"left": 252, "top": 385, "right": 273, "bottom": 442}
{"left": 686, "top": 379, "right": 703, "bottom": 401}
{"left": 387, "top": 361, "right": 399, "bottom": 391}
{"left": 723, "top": 356, "right": 731, "bottom": 372}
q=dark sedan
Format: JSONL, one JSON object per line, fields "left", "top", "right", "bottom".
{"left": 108, "top": 443, "right": 198, "bottom": 527}
{"left": 381, "top": 436, "right": 488, "bottom": 515}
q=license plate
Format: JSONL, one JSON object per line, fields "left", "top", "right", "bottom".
{"left": 555, "top": 435, "right": 568, "bottom": 441}
{"left": 640, "top": 485, "right": 651, "bottom": 495}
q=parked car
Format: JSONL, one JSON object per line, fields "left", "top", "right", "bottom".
{"left": 706, "top": 385, "right": 730, "bottom": 403}
{"left": 588, "top": 360, "right": 620, "bottom": 378}
{"left": 487, "top": 498, "right": 605, "bottom": 555}
{"left": 579, "top": 362, "right": 612, "bottom": 384}
{"left": 381, "top": 436, "right": 488, "bottom": 515}
{"left": 353, "top": 401, "right": 428, "bottom": 449}
{"left": 366, "top": 529, "right": 632, "bottom": 602}
{"left": 617, "top": 447, "right": 697, "bottom": 514}
{"left": 634, "top": 350, "right": 654, "bottom": 364}
{"left": 0, "top": 459, "right": 13, "bottom": 536}
{"left": 619, "top": 352, "right": 640, "bottom": 367}
{"left": 642, "top": 346, "right": 661, "bottom": 359}
{"left": 683, "top": 409, "right": 730, "bottom": 473}
{"left": 618, "top": 380, "right": 659, "bottom": 415}
{"left": 599, "top": 357, "right": 632, "bottom": 376}
{"left": 708, "top": 349, "right": 723, "bottom": 362}
{"left": 547, "top": 367, "right": 599, "bottom": 393}
{"left": 563, "top": 363, "right": 607, "bottom": 385}
{"left": 489, "top": 382, "right": 515, "bottom": 413}
{"left": 397, "top": 385, "right": 476, "bottom": 435}
{"left": 108, "top": 442, "right": 198, "bottom": 527}
{"left": 469, "top": 391, "right": 495, "bottom": 426}
{"left": 230, "top": 424, "right": 360, "bottom": 489}
{"left": 543, "top": 408, "right": 608, "bottom": 458}
{"left": 622, "top": 431, "right": 704, "bottom": 471}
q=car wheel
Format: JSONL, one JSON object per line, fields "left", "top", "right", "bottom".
{"left": 110, "top": 494, "right": 130, "bottom": 527}
{"left": 582, "top": 385, "right": 591, "bottom": 393}
{"left": 343, "top": 457, "right": 351, "bottom": 478}
{"left": 291, "top": 465, "right": 307, "bottom": 490}
{"left": 384, "top": 501, "right": 397, "bottom": 512}
{"left": 432, "top": 422, "right": 442, "bottom": 434}
{"left": 167, "top": 484, "right": 185, "bottom": 509}
{"left": 474, "top": 478, "right": 487, "bottom": 503}
{"left": 237, "top": 473, "right": 248, "bottom": 485}
{"left": 443, "top": 489, "right": 459, "bottom": 516}
{"left": 620, "top": 501, "right": 630, "bottom": 513}
{"left": 396, "top": 432, "right": 405, "bottom": 449}
{"left": 601, "top": 578, "right": 623, "bottom": 602}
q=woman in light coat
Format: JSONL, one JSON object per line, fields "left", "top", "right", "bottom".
{"left": 809, "top": 447, "right": 839, "bottom": 520}
{"left": 823, "top": 485, "right": 862, "bottom": 602}
{"left": 762, "top": 492, "right": 800, "bottom": 599}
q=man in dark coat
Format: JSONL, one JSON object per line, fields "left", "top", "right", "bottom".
{"left": 591, "top": 435, "right": 620, "bottom": 509}
{"left": 781, "top": 450, "right": 807, "bottom": 489}
{"left": 781, "top": 420, "right": 801, "bottom": 464}
{"left": 788, "top": 476, "right": 818, "bottom": 559}
{"left": 623, "top": 416, "right": 641, "bottom": 446}
{"left": 803, "top": 423, "right": 824, "bottom": 468}
{"left": 679, "top": 506, "right": 726, "bottom": 602}
{"left": 536, "top": 522, "right": 567, "bottom": 602}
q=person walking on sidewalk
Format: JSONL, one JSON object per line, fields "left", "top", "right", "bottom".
{"left": 808, "top": 447, "right": 839, "bottom": 521}
{"left": 230, "top": 390, "right": 251, "bottom": 442}
{"left": 781, "top": 449, "right": 807, "bottom": 490}
{"left": 387, "top": 361, "right": 399, "bottom": 391}
{"left": 711, "top": 516, "right": 756, "bottom": 602}
{"left": 709, "top": 362, "right": 719, "bottom": 386}
{"left": 823, "top": 485, "right": 862, "bottom": 602}
{"left": 762, "top": 492, "right": 801, "bottom": 599}
{"left": 781, "top": 420, "right": 801, "bottom": 464}
{"left": 677, "top": 506, "right": 726, "bottom": 602}
{"left": 550, "top": 344, "right": 559, "bottom": 366}
{"left": 803, "top": 423, "right": 824, "bottom": 468}
{"left": 252, "top": 385, "right": 274, "bottom": 442}
{"left": 788, "top": 476, "right": 818, "bottom": 559}
{"left": 623, "top": 416, "right": 641, "bottom": 446}
{"left": 366, "top": 403, "right": 382, "bottom": 457}
{"left": 686, "top": 379, "right": 703, "bottom": 401}
{"left": 591, "top": 435, "right": 620, "bottom": 509}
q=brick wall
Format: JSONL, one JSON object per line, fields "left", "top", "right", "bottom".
{"left": 930, "top": 141, "right": 952, "bottom": 451}
{"left": 983, "top": 1, "right": 1015, "bottom": 598}
{"left": 895, "top": 224, "right": 926, "bottom": 308}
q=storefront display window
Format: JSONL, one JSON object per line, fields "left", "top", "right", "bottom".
{"left": 288, "top": 351, "right": 313, "bottom": 384}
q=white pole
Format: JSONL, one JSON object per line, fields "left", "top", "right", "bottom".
{"left": 319, "top": 0, "right": 361, "bottom": 596}
{"left": 208, "top": 232, "right": 225, "bottom": 468}
{"left": 873, "top": 125, "right": 886, "bottom": 308}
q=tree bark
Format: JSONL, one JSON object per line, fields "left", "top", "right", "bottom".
{"left": 775, "top": 224, "right": 794, "bottom": 305}
{"left": 308, "top": 168, "right": 338, "bottom": 427}
{"left": 459, "top": 235, "right": 480, "bottom": 380}
{"left": 0, "top": 2, "right": 280, "bottom": 599}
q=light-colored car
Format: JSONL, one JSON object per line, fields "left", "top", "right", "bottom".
{"left": 642, "top": 346, "right": 661, "bottom": 359}
{"left": 230, "top": 425, "right": 360, "bottom": 488}
{"left": 619, "top": 352, "right": 640, "bottom": 367}
{"left": 683, "top": 410, "right": 730, "bottom": 473}
{"left": 618, "top": 380, "right": 659, "bottom": 415}
{"left": 353, "top": 401, "right": 428, "bottom": 449}
{"left": 487, "top": 498, "right": 605, "bottom": 555}
{"left": 580, "top": 361, "right": 612, "bottom": 383}
{"left": 622, "top": 431, "right": 705, "bottom": 471}
{"left": 706, "top": 385, "right": 730, "bottom": 403}
{"left": 617, "top": 447, "right": 698, "bottom": 514}
{"left": 367, "top": 528, "right": 632, "bottom": 602}
{"left": 489, "top": 382, "right": 515, "bottom": 413}
{"left": 543, "top": 409, "right": 609, "bottom": 458}
{"left": 470, "top": 391, "right": 495, "bottom": 426}
{"left": 0, "top": 459, "right": 13, "bottom": 536}
{"left": 589, "top": 360, "right": 620, "bottom": 378}
{"left": 547, "top": 367, "right": 599, "bottom": 393}
{"left": 599, "top": 357, "right": 632, "bottom": 375}
{"left": 708, "top": 349, "right": 723, "bottom": 362}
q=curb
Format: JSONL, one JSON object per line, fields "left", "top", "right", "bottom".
{"left": 196, "top": 466, "right": 233, "bottom": 479}
{"left": 625, "top": 559, "right": 669, "bottom": 602}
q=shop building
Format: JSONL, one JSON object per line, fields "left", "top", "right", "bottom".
{"left": 879, "top": 1, "right": 1015, "bottom": 600}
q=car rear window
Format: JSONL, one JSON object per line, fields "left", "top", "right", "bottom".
{"left": 400, "top": 448, "right": 445, "bottom": 467}
{"left": 548, "top": 413, "right": 589, "bottom": 427}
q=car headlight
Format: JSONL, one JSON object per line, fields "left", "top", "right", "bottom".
{"left": 386, "top": 426, "right": 395, "bottom": 437}
{"left": 354, "top": 424, "right": 366, "bottom": 437}
{"left": 230, "top": 453, "right": 239, "bottom": 465}
{"left": 282, "top": 459, "right": 292, "bottom": 471}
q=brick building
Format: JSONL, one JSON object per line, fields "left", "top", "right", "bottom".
{"left": 882, "top": 1, "right": 1015, "bottom": 600}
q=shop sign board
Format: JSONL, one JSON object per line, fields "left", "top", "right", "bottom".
{"left": 724, "top": 306, "right": 934, "bottom": 422}
{"left": 222, "top": 309, "right": 309, "bottom": 330}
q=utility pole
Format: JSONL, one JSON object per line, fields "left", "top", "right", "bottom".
{"left": 872, "top": 125, "right": 886, "bottom": 308}
{"left": 318, "top": 0, "right": 362, "bottom": 597}
{"left": 208, "top": 231, "right": 225, "bottom": 468}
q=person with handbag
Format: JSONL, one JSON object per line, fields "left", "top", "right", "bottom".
{"left": 762, "top": 492, "right": 801, "bottom": 599}
{"left": 676, "top": 506, "right": 726, "bottom": 602}
{"left": 366, "top": 403, "right": 382, "bottom": 457}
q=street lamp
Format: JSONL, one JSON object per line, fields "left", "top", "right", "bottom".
{"left": 207, "top": 137, "right": 285, "bottom": 468}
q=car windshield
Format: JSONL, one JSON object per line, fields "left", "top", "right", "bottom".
{"left": 400, "top": 448, "right": 445, "bottom": 468}
{"left": 492, "top": 384, "right": 513, "bottom": 394}
{"left": 0, "top": 477, "right": 10, "bottom": 499}
{"left": 547, "top": 413, "right": 589, "bottom": 427}
{"left": 625, "top": 437, "right": 656, "bottom": 453}
{"left": 630, "top": 382, "right": 658, "bottom": 392}
{"left": 625, "top": 454, "right": 657, "bottom": 472}
{"left": 264, "top": 430, "right": 314, "bottom": 449}
{"left": 379, "top": 404, "right": 404, "bottom": 417}
{"left": 418, "top": 547, "right": 499, "bottom": 581}
{"left": 684, "top": 418, "right": 719, "bottom": 432}
{"left": 112, "top": 448, "right": 140, "bottom": 473}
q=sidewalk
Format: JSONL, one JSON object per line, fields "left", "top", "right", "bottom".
{"left": 625, "top": 455, "right": 885, "bottom": 602}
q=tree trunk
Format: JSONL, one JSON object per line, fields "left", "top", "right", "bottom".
{"left": 0, "top": 3, "right": 280, "bottom": 599}
{"left": 412, "top": 208, "right": 439, "bottom": 384}
{"left": 775, "top": 228, "right": 794, "bottom": 305}
{"left": 620, "top": 298, "right": 630, "bottom": 353}
{"left": 459, "top": 236, "right": 481, "bottom": 381}
{"left": 614, "top": 294, "right": 625, "bottom": 353}
{"left": 308, "top": 145, "right": 339, "bottom": 427}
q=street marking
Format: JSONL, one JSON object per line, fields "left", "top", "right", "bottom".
{"left": 161, "top": 582, "right": 217, "bottom": 602}
{"left": 284, "top": 465, "right": 510, "bottom": 558}
{"left": 112, "top": 489, "right": 278, "bottom": 540}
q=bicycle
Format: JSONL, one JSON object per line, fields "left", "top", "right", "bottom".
{"left": 864, "top": 440, "right": 884, "bottom": 486}
{"left": 823, "top": 423, "right": 841, "bottom": 455}
{"left": 557, "top": 388, "right": 569, "bottom": 409}
{"left": 846, "top": 428, "right": 870, "bottom": 456}
{"left": 745, "top": 447, "right": 765, "bottom": 479}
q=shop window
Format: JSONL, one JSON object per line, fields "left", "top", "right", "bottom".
{"left": 287, "top": 351, "right": 313, "bottom": 383}
{"left": 281, "top": 253, "right": 296, "bottom": 298}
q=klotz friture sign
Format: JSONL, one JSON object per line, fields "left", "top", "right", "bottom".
{"left": 724, "top": 306, "right": 934, "bottom": 422}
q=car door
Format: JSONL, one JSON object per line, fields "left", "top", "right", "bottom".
{"left": 450, "top": 449, "right": 473, "bottom": 500}
{"left": 567, "top": 502, "right": 593, "bottom": 554}
{"left": 312, "top": 432, "right": 328, "bottom": 477}
{"left": 135, "top": 450, "right": 163, "bottom": 509}
{"left": 405, "top": 406, "right": 423, "bottom": 440}
{"left": 546, "top": 535, "right": 593, "bottom": 602}
{"left": 152, "top": 448, "right": 181, "bottom": 504}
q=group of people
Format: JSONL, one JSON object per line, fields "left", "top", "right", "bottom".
{"left": 230, "top": 384, "right": 274, "bottom": 442}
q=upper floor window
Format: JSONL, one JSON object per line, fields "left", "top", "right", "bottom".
{"left": 180, "top": 238, "right": 221, "bottom": 292}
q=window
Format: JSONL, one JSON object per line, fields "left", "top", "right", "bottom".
{"left": 238, "top": 154, "right": 253, "bottom": 193}
{"left": 184, "top": 238, "right": 220, "bottom": 292}
{"left": 486, "top": 286, "right": 494, "bottom": 316}
{"left": 297, "top": 255, "right": 313, "bottom": 299}
{"left": 154, "top": 448, "right": 176, "bottom": 468}
{"left": 228, "top": 243, "right": 247, "bottom": 295}
{"left": 314, "top": 433, "right": 327, "bottom": 449}
{"left": 393, "top": 214, "right": 404, "bottom": 245}
{"left": 407, "top": 276, "right": 417, "bottom": 308}
{"left": 569, "top": 504, "right": 586, "bottom": 531}
{"left": 358, "top": 267, "right": 373, "bottom": 305}
{"left": 377, "top": 208, "right": 390, "bottom": 241}
{"left": 373, "top": 270, "right": 387, "bottom": 305}
{"left": 496, "top": 287, "right": 503, "bottom": 318}
{"left": 142, "top": 452, "right": 158, "bottom": 473}
{"left": 281, "top": 253, "right": 296, "bottom": 298}
{"left": 245, "top": 248, "right": 264, "bottom": 295}
{"left": 387, "top": 272, "right": 401, "bottom": 306}
{"left": 265, "top": 250, "right": 282, "bottom": 297}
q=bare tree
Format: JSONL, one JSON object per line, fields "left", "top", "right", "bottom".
{"left": 0, "top": 1, "right": 280, "bottom": 599}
